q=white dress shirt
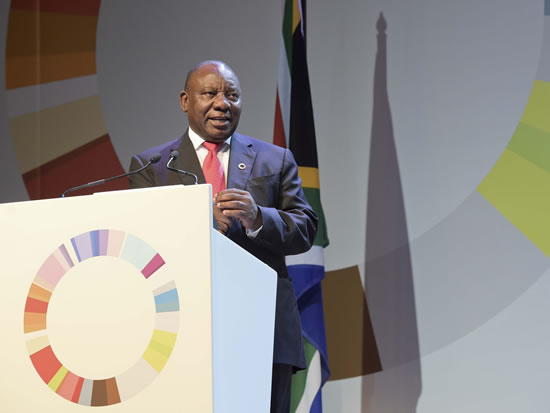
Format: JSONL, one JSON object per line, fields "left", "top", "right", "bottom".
{"left": 187, "top": 128, "right": 262, "bottom": 237}
{"left": 188, "top": 127, "right": 230, "bottom": 185}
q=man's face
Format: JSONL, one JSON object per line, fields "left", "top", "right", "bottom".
{"left": 180, "top": 64, "right": 242, "bottom": 142}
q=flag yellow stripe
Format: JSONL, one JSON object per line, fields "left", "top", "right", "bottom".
{"left": 292, "top": 0, "right": 301, "bottom": 34}
{"left": 298, "top": 167, "right": 320, "bottom": 189}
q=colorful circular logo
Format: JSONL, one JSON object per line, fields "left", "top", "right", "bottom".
{"left": 23, "top": 230, "right": 179, "bottom": 406}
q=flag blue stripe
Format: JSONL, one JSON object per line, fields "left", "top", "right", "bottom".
{"left": 310, "top": 387, "right": 323, "bottom": 413}
{"left": 288, "top": 264, "right": 331, "bottom": 385}
{"left": 288, "top": 263, "right": 325, "bottom": 300}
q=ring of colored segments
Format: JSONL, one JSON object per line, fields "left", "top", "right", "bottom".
{"left": 23, "top": 229, "right": 180, "bottom": 406}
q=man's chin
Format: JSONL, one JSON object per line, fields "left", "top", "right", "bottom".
{"left": 205, "top": 127, "right": 234, "bottom": 141}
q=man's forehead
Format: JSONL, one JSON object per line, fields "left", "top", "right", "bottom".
{"left": 194, "top": 64, "right": 238, "bottom": 81}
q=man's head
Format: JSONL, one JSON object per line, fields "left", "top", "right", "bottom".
{"left": 180, "top": 60, "right": 242, "bottom": 143}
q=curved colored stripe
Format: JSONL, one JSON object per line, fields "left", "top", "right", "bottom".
{"left": 71, "top": 232, "right": 93, "bottom": 262}
{"left": 71, "top": 377, "right": 85, "bottom": 403}
{"left": 26, "top": 334, "right": 49, "bottom": 354}
{"left": 508, "top": 122, "right": 550, "bottom": 173}
{"left": 520, "top": 80, "right": 550, "bottom": 132}
{"left": 24, "top": 312, "right": 46, "bottom": 333}
{"left": 153, "top": 280, "right": 177, "bottom": 296}
{"left": 90, "top": 230, "right": 100, "bottom": 256}
{"left": 142, "top": 330, "right": 177, "bottom": 372}
{"left": 115, "top": 359, "right": 159, "bottom": 401}
{"left": 10, "top": 96, "right": 108, "bottom": 173}
{"left": 478, "top": 148, "right": 550, "bottom": 256}
{"left": 48, "top": 366, "right": 68, "bottom": 391}
{"left": 6, "top": 11, "right": 98, "bottom": 58}
{"left": 154, "top": 311, "right": 180, "bottom": 333}
{"left": 24, "top": 229, "right": 178, "bottom": 404}
{"left": 36, "top": 251, "right": 69, "bottom": 287}
{"left": 106, "top": 230, "right": 125, "bottom": 256}
{"left": 142, "top": 253, "right": 165, "bottom": 278}
{"left": 56, "top": 244, "right": 74, "bottom": 269}
{"left": 98, "top": 229, "right": 109, "bottom": 255}
{"left": 477, "top": 14, "right": 550, "bottom": 257}
{"left": 32, "top": 276, "right": 55, "bottom": 292}
{"left": 27, "top": 283, "right": 52, "bottom": 302}
{"left": 120, "top": 234, "right": 158, "bottom": 271}
{"left": 154, "top": 289, "right": 180, "bottom": 312}
{"left": 56, "top": 371, "right": 82, "bottom": 401}
{"left": 78, "top": 379, "right": 93, "bottom": 406}
{"left": 6, "top": 75, "right": 99, "bottom": 117}
{"left": 6, "top": 52, "right": 96, "bottom": 89}
{"left": 22, "top": 135, "right": 127, "bottom": 199}
{"left": 29, "top": 345, "right": 62, "bottom": 383}
{"left": 25, "top": 297, "right": 48, "bottom": 313}
{"left": 91, "top": 378, "right": 120, "bottom": 406}
{"left": 68, "top": 231, "right": 169, "bottom": 275}
{"left": 11, "top": 0, "right": 101, "bottom": 16}
{"left": 5, "top": 0, "right": 130, "bottom": 205}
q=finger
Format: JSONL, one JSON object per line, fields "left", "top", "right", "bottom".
{"left": 217, "top": 188, "right": 248, "bottom": 197}
{"left": 215, "top": 190, "right": 250, "bottom": 203}
{"left": 222, "top": 209, "right": 252, "bottom": 221}
{"left": 217, "top": 200, "right": 250, "bottom": 210}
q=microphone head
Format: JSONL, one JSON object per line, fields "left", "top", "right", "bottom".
{"left": 150, "top": 153, "right": 161, "bottom": 164}
{"left": 169, "top": 150, "right": 180, "bottom": 160}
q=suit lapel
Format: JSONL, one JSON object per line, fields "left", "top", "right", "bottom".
{"left": 227, "top": 133, "right": 256, "bottom": 190}
{"left": 169, "top": 132, "right": 205, "bottom": 185}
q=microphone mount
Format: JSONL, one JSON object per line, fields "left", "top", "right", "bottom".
{"left": 167, "top": 150, "right": 198, "bottom": 184}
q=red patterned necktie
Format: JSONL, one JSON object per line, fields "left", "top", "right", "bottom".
{"left": 202, "top": 141, "right": 226, "bottom": 197}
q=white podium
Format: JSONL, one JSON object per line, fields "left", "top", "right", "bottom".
{"left": 0, "top": 184, "right": 276, "bottom": 412}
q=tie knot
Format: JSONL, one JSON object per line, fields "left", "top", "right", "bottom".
{"left": 203, "top": 141, "right": 223, "bottom": 153}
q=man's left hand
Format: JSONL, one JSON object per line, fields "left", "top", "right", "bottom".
{"left": 215, "top": 189, "right": 262, "bottom": 231}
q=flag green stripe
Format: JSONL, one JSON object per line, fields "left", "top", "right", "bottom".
{"left": 303, "top": 187, "right": 329, "bottom": 247}
{"left": 290, "top": 337, "right": 318, "bottom": 413}
{"left": 283, "top": 0, "right": 293, "bottom": 71}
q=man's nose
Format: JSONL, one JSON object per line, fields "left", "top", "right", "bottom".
{"left": 213, "top": 93, "right": 230, "bottom": 110}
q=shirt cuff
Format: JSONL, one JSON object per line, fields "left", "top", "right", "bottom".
{"left": 246, "top": 225, "right": 263, "bottom": 239}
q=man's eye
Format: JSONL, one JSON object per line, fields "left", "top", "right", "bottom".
{"left": 228, "top": 93, "right": 239, "bottom": 101}
{"left": 204, "top": 91, "right": 217, "bottom": 96}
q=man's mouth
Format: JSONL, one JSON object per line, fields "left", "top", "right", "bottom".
{"left": 209, "top": 117, "right": 231, "bottom": 126}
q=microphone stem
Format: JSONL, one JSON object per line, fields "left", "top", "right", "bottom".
{"left": 61, "top": 160, "right": 152, "bottom": 198}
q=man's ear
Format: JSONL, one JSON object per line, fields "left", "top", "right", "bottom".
{"left": 179, "top": 90, "right": 188, "bottom": 112}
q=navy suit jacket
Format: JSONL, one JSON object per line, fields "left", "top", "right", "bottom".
{"left": 128, "top": 131, "right": 318, "bottom": 368}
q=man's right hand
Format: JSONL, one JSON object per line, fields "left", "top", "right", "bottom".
{"left": 213, "top": 204, "right": 233, "bottom": 235}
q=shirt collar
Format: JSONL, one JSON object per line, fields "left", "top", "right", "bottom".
{"left": 188, "top": 127, "right": 231, "bottom": 151}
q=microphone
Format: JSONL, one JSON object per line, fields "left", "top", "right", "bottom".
{"left": 61, "top": 153, "right": 162, "bottom": 197}
{"left": 167, "top": 150, "right": 198, "bottom": 184}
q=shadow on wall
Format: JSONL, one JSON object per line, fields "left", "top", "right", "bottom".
{"left": 362, "top": 13, "right": 422, "bottom": 412}
{"left": 321, "top": 13, "right": 421, "bottom": 412}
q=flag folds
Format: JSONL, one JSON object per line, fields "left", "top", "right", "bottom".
{"left": 273, "top": 1, "right": 330, "bottom": 412}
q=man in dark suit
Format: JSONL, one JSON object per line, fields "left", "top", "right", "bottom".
{"left": 128, "top": 60, "right": 317, "bottom": 413}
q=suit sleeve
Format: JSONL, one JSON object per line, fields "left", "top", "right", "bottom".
{"left": 252, "top": 148, "right": 318, "bottom": 256}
